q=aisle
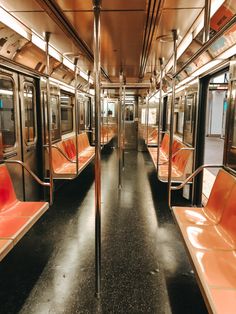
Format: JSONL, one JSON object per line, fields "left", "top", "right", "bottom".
{"left": 0, "top": 149, "right": 207, "bottom": 314}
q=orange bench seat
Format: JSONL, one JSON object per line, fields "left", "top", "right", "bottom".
{"left": 0, "top": 164, "right": 49, "bottom": 262}
{"left": 50, "top": 132, "right": 95, "bottom": 177}
{"left": 147, "top": 133, "right": 193, "bottom": 182}
{"left": 172, "top": 169, "right": 236, "bottom": 313}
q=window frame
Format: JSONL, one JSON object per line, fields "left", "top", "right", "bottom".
{"left": 23, "top": 81, "right": 37, "bottom": 146}
{"left": 0, "top": 74, "right": 17, "bottom": 153}
{"left": 60, "top": 91, "right": 74, "bottom": 135}
{"left": 183, "top": 92, "right": 196, "bottom": 146}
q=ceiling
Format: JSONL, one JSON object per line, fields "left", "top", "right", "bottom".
{"left": 0, "top": 0, "right": 234, "bottom": 91}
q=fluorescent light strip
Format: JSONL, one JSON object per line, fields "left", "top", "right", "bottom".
{"left": 49, "top": 46, "right": 62, "bottom": 62}
{"left": 49, "top": 77, "right": 75, "bottom": 94}
{"left": 63, "top": 57, "right": 75, "bottom": 71}
{"left": 193, "top": 60, "right": 222, "bottom": 77}
{"left": 0, "top": 7, "right": 30, "bottom": 40}
{"left": 0, "top": 89, "right": 13, "bottom": 95}
{"left": 79, "top": 70, "right": 88, "bottom": 81}
{"left": 32, "top": 33, "right": 45, "bottom": 51}
{"left": 217, "top": 45, "right": 236, "bottom": 60}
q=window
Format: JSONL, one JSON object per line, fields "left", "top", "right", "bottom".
{"left": 60, "top": 93, "right": 73, "bottom": 134}
{"left": 125, "top": 103, "right": 134, "bottom": 121}
{"left": 183, "top": 94, "right": 196, "bottom": 146}
{"left": 50, "top": 95, "right": 61, "bottom": 141}
{"left": 0, "top": 76, "right": 16, "bottom": 151}
{"left": 24, "top": 83, "right": 36, "bottom": 144}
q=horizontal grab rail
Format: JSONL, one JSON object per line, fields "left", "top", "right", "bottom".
{"left": 5, "top": 160, "right": 51, "bottom": 187}
{"left": 44, "top": 144, "right": 77, "bottom": 163}
{"left": 171, "top": 164, "right": 224, "bottom": 191}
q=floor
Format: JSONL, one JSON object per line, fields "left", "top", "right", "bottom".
{"left": 0, "top": 148, "right": 207, "bottom": 314}
{"left": 202, "top": 136, "right": 224, "bottom": 203}
{"left": 204, "top": 136, "right": 224, "bottom": 175}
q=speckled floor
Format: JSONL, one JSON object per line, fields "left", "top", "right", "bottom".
{"left": 0, "top": 148, "right": 207, "bottom": 314}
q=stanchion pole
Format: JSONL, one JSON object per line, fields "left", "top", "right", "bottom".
{"left": 146, "top": 96, "right": 150, "bottom": 145}
{"left": 203, "top": 0, "right": 211, "bottom": 43}
{"left": 93, "top": 0, "right": 102, "bottom": 298}
{"left": 122, "top": 84, "right": 126, "bottom": 169}
{"left": 45, "top": 32, "right": 53, "bottom": 205}
{"left": 118, "top": 72, "right": 123, "bottom": 189}
{"left": 74, "top": 58, "right": 79, "bottom": 175}
{"left": 167, "top": 29, "right": 178, "bottom": 208}
{"left": 157, "top": 58, "right": 163, "bottom": 174}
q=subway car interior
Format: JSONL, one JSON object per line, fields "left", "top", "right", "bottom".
{"left": 0, "top": 0, "right": 236, "bottom": 313}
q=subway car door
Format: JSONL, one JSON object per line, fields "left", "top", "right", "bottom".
{"left": 19, "top": 75, "right": 40, "bottom": 200}
{"left": 124, "top": 100, "right": 138, "bottom": 149}
{"left": 0, "top": 69, "right": 24, "bottom": 199}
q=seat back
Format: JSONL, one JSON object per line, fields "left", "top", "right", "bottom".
{"left": 217, "top": 174, "right": 236, "bottom": 244}
{"left": 62, "top": 138, "right": 76, "bottom": 159}
{"left": 160, "top": 133, "right": 169, "bottom": 155}
{"left": 51, "top": 144, "right": 68, "bottom": 172}
{"left": 172, "top": 147, "right": 192, "bottom": 175}
{"left": 205, "top": 170, "right": 236, "bottom": 222}
{"left": 0, "top": 164, "right": 18, "bottom": 211}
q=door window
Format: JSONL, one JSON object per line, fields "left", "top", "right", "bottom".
{"left": 125, "top": 104, "right": 134, "bottom": 121}
{"left": 0, "top": 76, "right": 16, "bottom": 151}
{"left": 50, "top": 95, "right": 61, "bottom": 141}
{"left": 183, "top": 94, "right": 196, "bottom": 146}
{"left": 24, "top": 83, "right": 36, "bottom": 144}
{"left": 60, "top": 93, "right": 73, "bottom": 134}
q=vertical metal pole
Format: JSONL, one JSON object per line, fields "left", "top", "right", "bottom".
{"left": 146, "top": 96, "right": 150, "bottom": 145}
{"left": 203, "top": 0, "right": 211, "bottom": 43}
{"left": 74, "top": 59, "right": 79, "bottom": 175}
{"left": 93, "top": 0, "right": 102, "bottom": 298}
{"left": 168, "top": 29, "right": 178, "bottom": 208}
{"left": 118, "top": 72, "right": 123, "bottom": 189}
{"left": 106, "top": 94, "right": 108, "bottom": 144}
{"left": 122, "top": 84, "right": 126, "bottom": 169}
{"left": 101, "top": 97, "right": 104, "bottom": 146}
{"left": 157, "top": 58, "right": 163, "bottom": 172}
{"left": 45, "top": 32, "right": 53, "bottom": 205}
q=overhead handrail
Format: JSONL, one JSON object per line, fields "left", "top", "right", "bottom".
{"left": 171, "top": 164, "right": 224, "bottom": 191}
{"left": 158, "top": 147, "right": 195, "bottom": 165}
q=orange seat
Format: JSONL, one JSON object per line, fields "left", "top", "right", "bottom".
{"left": 173, "top": 170, "right": 236, "bottom": 226}
{"left": 147, "top": 133, "right": 193, "bottom": 182}
{"left": 179, "top": 180, "right": 236, "bottom": 251}
{"left": 172, "top": 169, "right": 236, "bottom": 314}
{"left": 0, "top": 164, "right": 49, "bottom": 261}
{"left": 50, "top": 133, "right": 95, "bottom": 177}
